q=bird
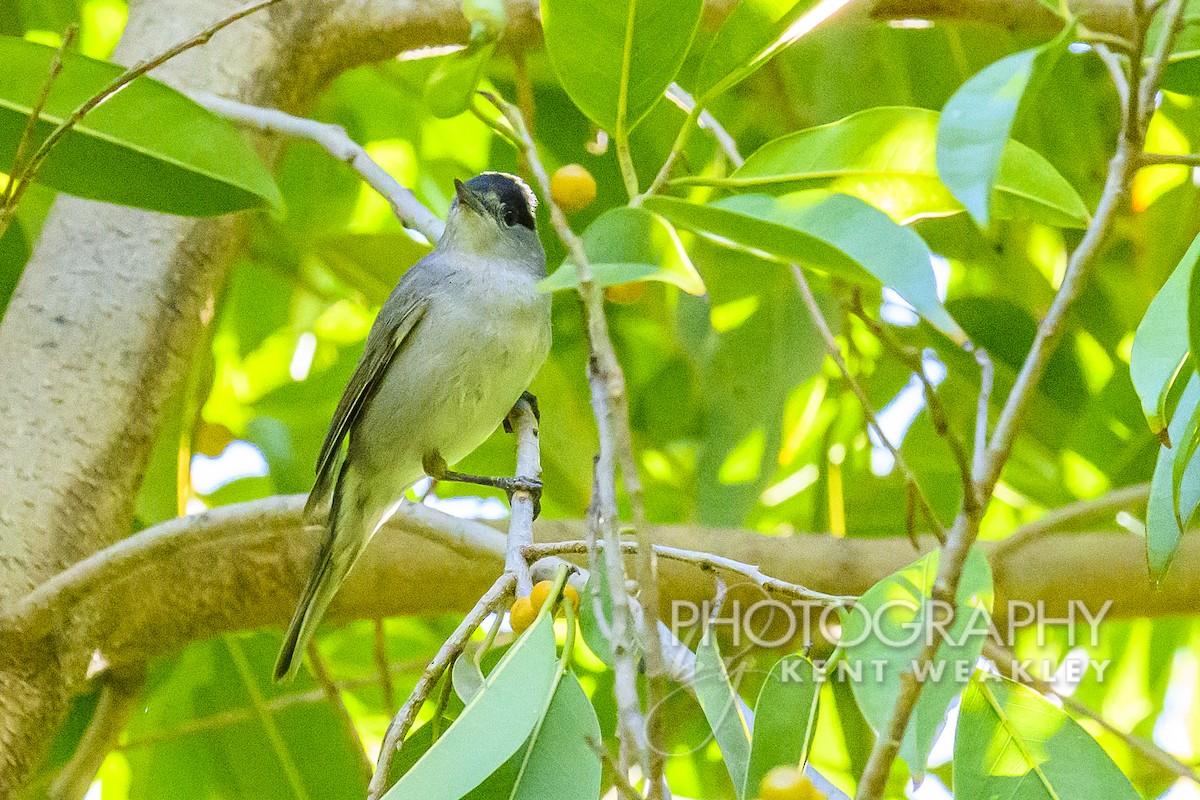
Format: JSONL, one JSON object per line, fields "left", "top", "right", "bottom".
{"left": 274, "top": 171, "right": 551, "bottom": 682}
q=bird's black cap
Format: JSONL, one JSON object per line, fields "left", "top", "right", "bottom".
{"left": 460, "top": 171, "right": 538, "bottom": 231}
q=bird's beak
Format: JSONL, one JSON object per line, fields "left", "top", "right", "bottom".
{"left": 454, "top": 179, "right": 488, "bottom": 216}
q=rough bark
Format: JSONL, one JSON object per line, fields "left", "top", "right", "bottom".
{"left": 3, "top": 496, "right": 1191, "bottom": 691}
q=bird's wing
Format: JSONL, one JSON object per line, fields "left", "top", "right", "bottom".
{"left": 304, "top": 293, "right": 429, "bottom": 520}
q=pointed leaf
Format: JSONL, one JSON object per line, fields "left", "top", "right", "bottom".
{"left": 382, "top": 611, "right": 558, "bottom": 799}
{"left": 644, "top": 191, "right": 965, "bottom": 342}
{"left": 0, "top": 37, "right": 281, "bottom": 215}
{"left": 694, "top": 633, "right": 752, "bottom": 797}
{"left": 937, "top": 30, "right": 1070, "bottom": 226}
{"left": 695, "top": 0, "right": 819, "bottom": 100}
{"left": 1149, "top": 375, "right": 1200, "bottom": 580}
{"left": 540, "top": 0, "right": 703, "bottom": 132}
{"left": 1132, "top": 232, "right": 1200, "bottom": 439}
{"left": 744, "top": 653, "right": 820, "bottom": 798}
{"left": 683, "top": 106, "right": 1088, "bottom": 227}
{"left": 464, "top": 673, "right": 602, "bottom": 800}
{"left": 424, "top": 40, "right": 498, "bottom": 119}
{"left": 542, "top": 206, "right": 705, "bottom": 295}
{"left": 954, "top": 674, "right": 1141, "bottom": 800}
{"left": 842, "top": 546, "right": 994, "bottom": 774}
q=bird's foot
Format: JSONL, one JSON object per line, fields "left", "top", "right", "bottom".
{"left": 425, "top": 457, "right": 543, "bottom": 519}
{"left": 503, "top": 391, "right": 540, "bottom": 433}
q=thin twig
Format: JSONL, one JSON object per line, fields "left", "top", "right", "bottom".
{"left": 367, "top": 573, "right": 515, "bottom": 800}
{"left": 635, "top": 103, "right": 702, "bottom": 205}
{"left": 848, "top": 298, "right": 977, "bottom": 520}
{"left": 792, "top": 266, "right": 948, "bottom": 542}
{"left": 1138, "top": 152, "right": 1200, "bottom": 167}
{"left": 0, "top": 25, "right": 78, "bottom": 230}
{"left": 306, "top": 643, "right": 372, "bottom": 782}
{"left": 373, "top": 619, "right": 396, "bottom": 711}
{"left": 992, "top": 483, "right": 1151, "bottom": 559}
{"left": 666, "top": 83, "right": 743, "bottom": 167}
{"left": 972, "top": 348, "right": 993, "bottom": 479}
{"left": 3, "top": 0, "right": 280, "bottom": 221}
{"left": 482, "top": 89, "right": 662, "bottom": 785}
{"left": 523, "top": 541, "right": 855, "bottom": 604}
{"left": 191, "top": 91, "right": 445, "bottom": 242}
{"left": 1093, "top": 43, "right": 1130, "bottom": 116}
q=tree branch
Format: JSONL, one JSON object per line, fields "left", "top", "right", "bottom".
{"left": 189, "top": 91, "right": 446, "bottom": 243}
{"left": 367, "top": 573, "right": 515, "bottom": 800}
{"left": 504, "top": 396, "right": 540, "bottom": 595}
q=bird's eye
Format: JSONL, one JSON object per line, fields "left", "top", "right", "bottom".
{"left": 501, "top": 204, "right": 518, "bottom": 227}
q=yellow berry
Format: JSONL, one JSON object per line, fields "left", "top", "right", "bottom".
{"left": 758, "top": 766, "right": 822, "bottom": 800}
{"left": 604, "top": 281, "right": 646, "bottom": 304}
{"left": 550, "top": 164, "right": 597, "bottom": 213}
{"left": 529, "top": 580, "right": 555, "bottom": 614}
{"left": 562, "top": 584, "right": 581, "bottom": 613}
{"left": 510, "top": 596, "right": 536, "bottom": 634}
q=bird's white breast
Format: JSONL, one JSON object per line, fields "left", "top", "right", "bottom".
{"left": 352, "top": 259, "right": 551, "bottom": 504}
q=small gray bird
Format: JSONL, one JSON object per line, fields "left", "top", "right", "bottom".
{"left": 274, "top": 172, "right": 551, "bottom": 681}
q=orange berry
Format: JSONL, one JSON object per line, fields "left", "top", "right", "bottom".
{"left": 550, "top": 164, "right": 597, "bottom": 213}
{"left": 562, "top": 584, "right": 581, "bottom": 613}
{"left": 604, "top": 281, "right": 646, "bottom": 304}
{"left": 529, "top": 580, "right": 555, "bottom": 614}
{"left": 510, "top": 596, "right": 536, "bottom": 634}
{"left": 758, "top": 766, "right": 822, "bottom": 800}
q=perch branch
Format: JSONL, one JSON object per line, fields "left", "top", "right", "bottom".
{"left": 483, "top": 89, "right": 664, "bottom": 787}
{"left": 189, "top": 92, "right": 445, "bottom": 242}
{"left": 504, "top": 396, "right": 540, "bottom": 595}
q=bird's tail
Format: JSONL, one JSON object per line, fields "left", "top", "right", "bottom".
{"left": 274, "top": 461, "right": 368, "bottom": 682}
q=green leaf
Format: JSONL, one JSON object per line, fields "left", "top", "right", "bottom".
{"left": 1172, "top": 390, "right": 1200, "bottom": 532}
{"left": 0, "top": 36, "right": 281, "bottom": 215}
{"left": 125, "top": 635, "right": 369, "bottom": 799}
{"left": 0, "top": 218, "right": 29, "bottom": 322}
{"left": 842, "top": 546, "right": 994, "bottom": 775}
{"left": 682, "top": 107, "right": 1088, "bottom": 228}
{"left": 1131, "top": 232, "right": 1200, "bottom": 440}
{"left": 744, "top": 654, "right": 820, "bottom": 798}
{"left": 1163, "top": 50, "right": 1200, "bottom": 95}
{"left": 954, "top": 674, "right": 1141, "bottom": 800}
{"left": 1148, "top": 375, "right": 1200, "bottom": 580}
{"left": 694, "top": 632, "right": 752, "bottom": 797}
{"left": 936, "top": 30, "right": 1070, "bottom": 226}
{"left": 382, "top": 611, "right": 559, "bottom": 799}
{"left": 540, "top": 262, "right": 659, "bottom": 292}
{"left": 464, "top": 673, "right": 602, "bottom": 800}
{"left": 424, "top": 41, "right": 498, "bottom": 119}
{"left": 453, "top": 643, "right": 488, "bottom": 704}
{"left": 695, "top": 0, "right": 818, "bottom": 100}
{"left": 541, "top": 207, "right": 706, "bottom": 295}
{"left": 540, "top": 0, "right": 703, "bottom": 132}
{"left": 644, "top": 191, "right": 965, "bottom": 342}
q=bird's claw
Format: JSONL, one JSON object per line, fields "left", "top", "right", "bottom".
{"left": 503, "top": 475, "right": 542, "bottom": 519}
{"left": 504, "top": 391, "right": 541, "bottom": 433}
